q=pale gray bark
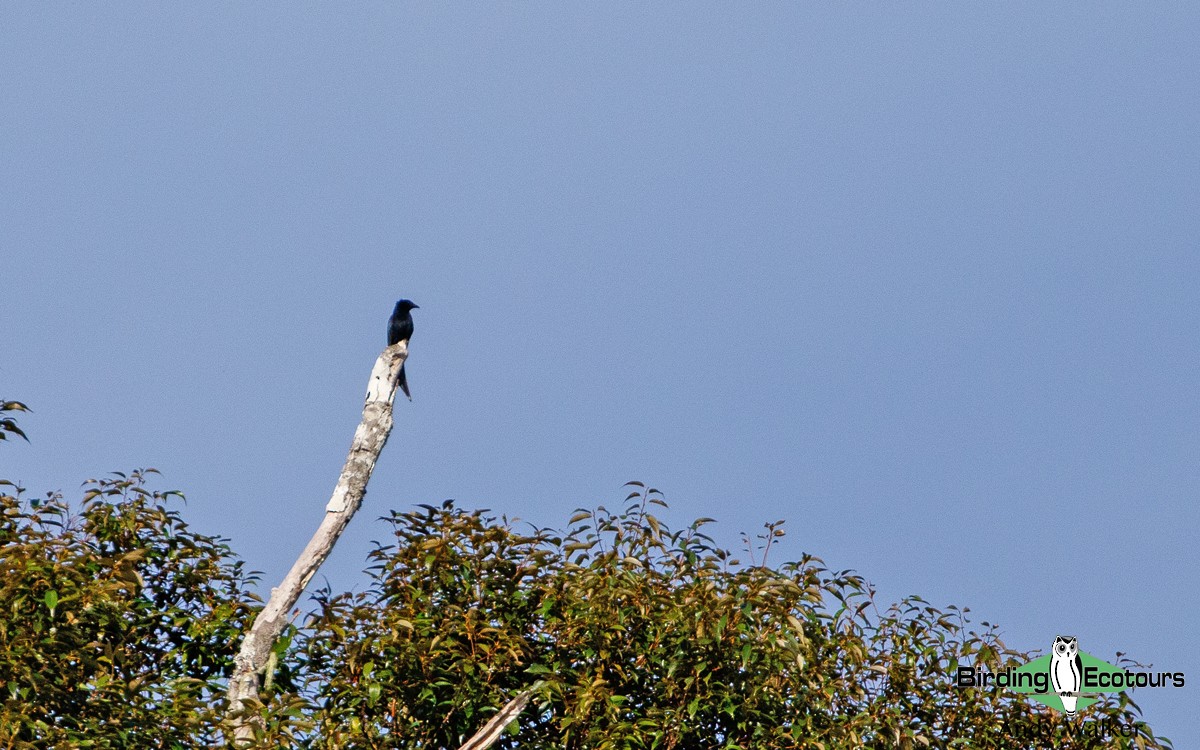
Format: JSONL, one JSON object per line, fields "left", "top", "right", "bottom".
{"left": 226, "top": 342, "right": 407, "bottom": 744}
{"left": 457, "top": 689, "right": 535, "bottom": 750}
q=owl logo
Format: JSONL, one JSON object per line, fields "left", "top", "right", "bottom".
{"left": 1050, "top": 635, "right": 1083, "bottom": 718}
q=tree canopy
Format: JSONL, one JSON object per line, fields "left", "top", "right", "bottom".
{"left": 0, "top": 405, "right": 1173, "bottom": 749}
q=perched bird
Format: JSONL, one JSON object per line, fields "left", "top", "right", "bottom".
{"left": 387, "top": 299, "right": 419, "bottom": 400}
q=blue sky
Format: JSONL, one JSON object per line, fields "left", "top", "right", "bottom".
{"left": 4, "top": 3, "right": 1197, "bottom": 744}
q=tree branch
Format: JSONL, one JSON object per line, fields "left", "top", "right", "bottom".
{"left": 225, "top": 342, "right": 408, "bottom": 744}
{"left": 457, "top": 689, "right": 535, "bottom": 750}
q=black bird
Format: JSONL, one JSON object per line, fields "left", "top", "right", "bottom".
{"left": 387, "top": 299, "right": 419, "bottom": 400}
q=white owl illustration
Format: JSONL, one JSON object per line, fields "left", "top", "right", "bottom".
{"left": 1050, "top": 635, "right": 1083, "bottom": 718}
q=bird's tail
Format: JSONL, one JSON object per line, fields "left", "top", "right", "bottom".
{"left": 398, "top": 363, "right": 412, "bottom": 401}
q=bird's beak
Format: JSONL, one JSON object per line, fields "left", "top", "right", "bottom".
{"left": 412, "top": 304, "right": 420, "bottom": 309}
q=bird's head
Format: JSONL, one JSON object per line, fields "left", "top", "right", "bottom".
{"left": 395, "top": 299, "right": 419, "bottom": 312}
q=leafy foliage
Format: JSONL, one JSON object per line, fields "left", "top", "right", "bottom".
{"left": 0, "top": 400, "right": 30, "bottom": 443}
{"left": 0, "top": 471, "right": 261, "bottom": 749}
{"left": 293, "top": 486, "right": 1172, "bottom": 749}
{"left": 0, "top": 412, "right": 1172, "bottom": 749}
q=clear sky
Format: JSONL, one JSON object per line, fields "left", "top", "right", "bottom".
{"left": 4, "top": 3, "right": 1197, "bottom": 744}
